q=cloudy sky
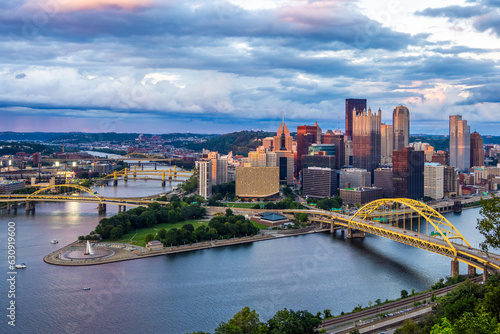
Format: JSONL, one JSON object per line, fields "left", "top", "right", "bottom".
{"left": 1, "top": 0, "right": 499, "bottom": 134}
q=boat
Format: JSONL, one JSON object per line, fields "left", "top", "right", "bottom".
{"left": 51, "top": 239, "right": 58, "bottom": 244}
{"left": 15, "top": 263, "right": 26, "bottom": 269}
{"left": 83, "top": 287, "right": 90, "bottom": 291}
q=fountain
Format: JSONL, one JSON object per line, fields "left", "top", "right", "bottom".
{"left": 84, "top": 240, "right": 94, "bottom": 256}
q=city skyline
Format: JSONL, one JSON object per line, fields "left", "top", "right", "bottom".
{"left": 1, "top": 0, "right": 500, "bottom": 134}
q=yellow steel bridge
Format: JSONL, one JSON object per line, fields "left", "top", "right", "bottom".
{"left": 0, "top": 184, "right": 167, "bottom": 212}
{"left": 282, "top": 198, "right": 500, "bottom": 275}
{"left": 98, "top": 166, "right": 193, "bottom": 184}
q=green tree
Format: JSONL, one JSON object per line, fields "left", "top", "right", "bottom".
{"left": 226, "top": 208, "right": 233, "bottom": 216}
{"left": 110, "top": 226, "right": 123, "bottom": 239}
{"left": 144, "top": 233, "right": 154, "bottom": 243}
{"left": 298, "top": 213, "right": 308, "bottom": 223}
{"left": 476, "top": 194, "right": 500, "bottom": 254}
{"left": 267, "top": 308, "right": 321, "bottom": 334}
{"left": 323, "top": 309, "right": 332, "bottom": 318}
{"left": 395, "top": 319, "right": 419, "bottom": 334}
{"left": 157, "top": 228, "right": 167, "bottom": 240}
{"left": 453, "top": 311, "right": 500, "bottom": 334}
{"left": 227, "top": 307, "right": 264, "bottom": 334}
{"left": 401, "top": 289, "right": 409, "bottom": 298}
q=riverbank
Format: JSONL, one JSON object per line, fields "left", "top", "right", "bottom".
{"left": 43, "top": 227, "right": 321, "bottom": 266}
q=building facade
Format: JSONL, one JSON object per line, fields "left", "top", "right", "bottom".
{"left": 424, "top": 163, "right": 445, "bottom": 200}
{"left": 296, "top": 123, "right": 321, "bottom": 177}
{"left": 449, "top": 115, "right": 471, "bottom": 172}
{"left": 392, "top": 147, "right": 424, "bottom": 200}
{"left": 339, "top": 168, "right": 371, "bottom": 188}
{"left": 339, "top": 187, "right": 383, "bottom": 205}
{"left": 302, "top": 167, "right": 338, "bottom": 198}
{"left": 198, "top": 160, "right": 212, "bottom": 199}
{"left": 393, "top": 105, "right": 410, "bottom": 151}
{"left": 381, "top": 124, "right": 393, "bottom": 164}
{"left": 352, "top": 108, "right": 381, "bottom": 172}
{"left": 235, "top": 167, "right": 279, "bottom": 198}
{"left": 374, "top": 168, "right": 393, "bottom": 198}
{"left": 470, "top": 131, "right": 485, "bottom": 168}
{"left": 345, "top": 98, "right": 367, "bottom": 140}
{"left": 322, "top": 130, "right": 345, "bottom": 169}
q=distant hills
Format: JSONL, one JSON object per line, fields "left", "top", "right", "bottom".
{"left": 176, "top": 131, "right": 275, "bottom": 155}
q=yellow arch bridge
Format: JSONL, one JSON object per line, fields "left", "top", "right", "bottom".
{"left": 98, "top": 165, "right": 193, "bottom": 186}
{"left": 0, "top": 184, "right": 168, "bottom": 214}
{"left": 282, "top": 198, "right": 499, "bottom": 278}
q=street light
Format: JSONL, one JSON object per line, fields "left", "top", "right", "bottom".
{"left": 55, "top": 161, "right": 60, "bottom": 167}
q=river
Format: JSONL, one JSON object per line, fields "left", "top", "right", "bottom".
{"left": 0, "top": 180, "right": 490, "bottom": 334}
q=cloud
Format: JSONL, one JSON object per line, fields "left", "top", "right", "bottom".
{"left": 415, "top": 5, "right": 488, "bottom": 19}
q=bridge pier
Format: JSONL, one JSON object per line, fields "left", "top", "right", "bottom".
{"left": 98, "top": 203, "right": 106, "bottom": 213}
{"left": 330, "top": 222, "right": 334, "bottom": 234}
{"left": 118, "top": 205, "right": 127, "bottom": 212}
{"left": 451, "top": 259, "right": 459, "bottom": 277}
{"left": 162, "top": 180, "right": 166, "bottom": 187}
{"left": 346, "top": 228, "right": 365, "bottom": 239}
{"left": 483, "top": 264, "right": 489, "bottom": 282}
{"left": 113, "top": 180, "right": 118, "bottom": 186}
{"left": 468, "top": 265, "right": 476, "bottom": 278}
{"left": 25, "top": 200, "right": 35, "bottom": 213}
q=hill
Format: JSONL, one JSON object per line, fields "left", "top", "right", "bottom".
{"left": 179, "top": 131, "right": 275, "bottom": 155}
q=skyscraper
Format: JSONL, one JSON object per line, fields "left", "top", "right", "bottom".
{"left": 449, "top": 115, "right": 471, "bottom": 172}
{"left": 470, "top": 131, "right": 485, "bottom": 167}
{"left": 198, "top": 160, "right": 212, "bottom": 199}
{"left": 296, "top": 123, "right": 321, "bottom": 177}
{"left": 392, "top": 147, "right": 424, "bottom": 200}
{"left": 273, "top": 114, "right": 293, "bottom": 152}
{"left": 352, "top": 108, "right": 381, "bottom": 172}
{"left": 322, "top": 129, "right": 345, "bottom": 169}
{"left": 381, "top": 123, "right": 393, "bottom": 164}
{"left": 345, "top": 98, "right": 367, "bottom": 140}
{"left": 393, "top": 105, "right": 410, "bottom": 151}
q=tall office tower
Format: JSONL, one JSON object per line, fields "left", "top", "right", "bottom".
{"left": 392, "top": 147, "right": 424, "bottom": 200}
{"left": 443, "top": 166, "right": 458, "bottom": 197}
{"left": 352, "top": 108, "right": 381, "bottom": 172}
{"left": 273, "top": 116, "right": 293, "bottom": 152}
{"left": 381, "top": 124, "right": 393, "bottom": 164}
{"left": 470, "top": 131, "right": 485, "bottom": 167}
{"left": 393, "top": 105, "right": 410, "bottom": 151}
{"left": 374, "top": 168, "right": 393, "bottom": 198}
{"left": 198, "top": 160, "right": 212, "bottom": 199}
{"left": 449, "top": 115, "right": 471, "bottom": 172}
{"left": 208, "top": 151, "right": 227, "bottom": 186}
{"left": 322, "top": 129, "right": 345, "bottom": 169}
{"left": 345, "top": 98, "right": 367, "bottom": 140}
{"left": 296, "top": 123, "right": 322, "bottom": 177}
{"left": 424, "top": 163, "right": 445, "bottom": 200}
{"left": 344, "top": 139, "right": 353, "bottom": 166}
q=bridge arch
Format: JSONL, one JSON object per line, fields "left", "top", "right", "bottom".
{"left": 350, "top": 198, "right": 471, "bottom": 256}
{"left": 27, "top": 184, "right": 103, "bottom": 201}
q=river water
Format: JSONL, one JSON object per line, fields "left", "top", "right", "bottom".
{"left": 0, "top": 179, "right": 489, "bottom": 334}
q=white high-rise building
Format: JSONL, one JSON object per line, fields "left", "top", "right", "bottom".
{"left": 198, "top": 160, "right": 212, "bottom": 199}
{"left": 424, "top": 163, "right": 444, "bottom": 200}
{"left": 449, "top": 115, "right": 471, "bottom": 172}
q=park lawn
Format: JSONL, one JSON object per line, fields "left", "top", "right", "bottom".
{"left": 104, "top": 220, "right": 208, "bottom": 247}
{"left": 252, "top": 222, "right": 269, "bottom": 230}
{"left": 226, "top": 202, "right": 260, "bottom": 208}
